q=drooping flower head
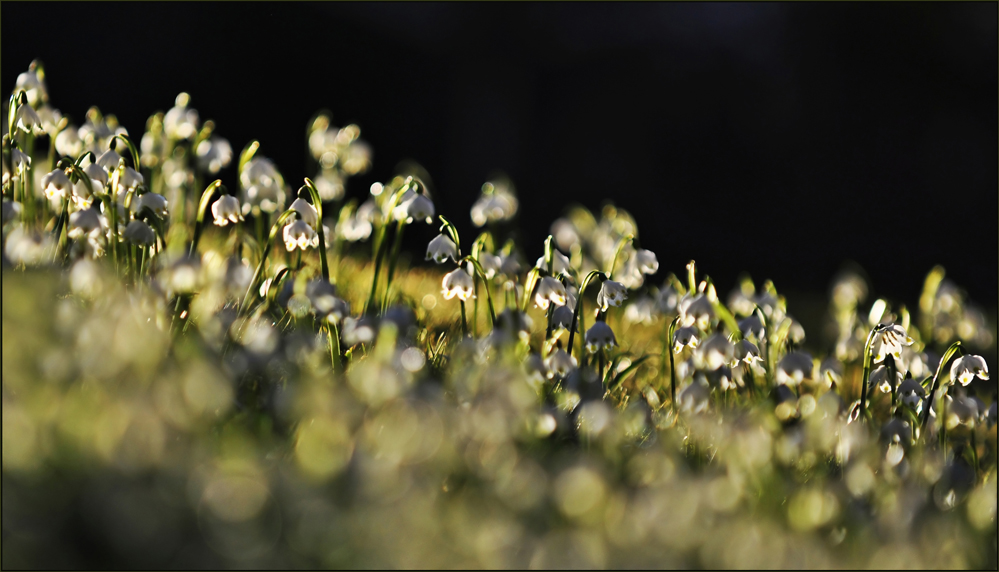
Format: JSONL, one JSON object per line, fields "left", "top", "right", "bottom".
{"left": 534, "top": 276, "right": 567, "bottom": 310}
{"left": 871, "top": 324, "right": 913, "bottom": 363}
{"left": 950, "top": 355, "right": 989, "bottom": 386}
{"left": 283, "top": 219, "right": 318, "bottom": 251}
{"left": 585, "top": 321, "right": 617, "bottom": 353}
{"left": 442, "top": 268, "right": 474, "bottom": 301}
{"left": 596, "top": 280, "right": 628, "bottom": 312}
{"left": 426, "top": 234, "right": 458, "bottom": 264}
{"left": 211, "top": 195, "right": 243, "bottom": 226}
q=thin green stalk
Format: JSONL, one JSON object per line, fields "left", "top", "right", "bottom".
{"left": 327, "top": 321, "right": 342, "bottom": 373}
{"left": 668, "top": 316, "right": 680, "bottom": 409}
{"left": 607, "top": 234, "right": 633, "bottom": 278}
{"left": 189, "top": 179, "right": 223, "bottom": 257}
{"left": 859, "top": 325, "right": 883, "bottom": 423}
{"left": 460, "top": 300, "right": 468, "bottom": 337}
{"left": 567, "top": 270, "right": 605, "bottom": 363}
{"left": 887, "top": 354, "right": 898, "bottom": 416}
{"left": 382, "top": 219, "right": 406, "bottom": 311}
{"left": 920, "top": 341, "right": 964, "bottom": 435}
{"left": 239, "top": 209, "right": 297, "bottom": 316}
{"left": 463, "top": 256, "right": 497, "bottom": 328}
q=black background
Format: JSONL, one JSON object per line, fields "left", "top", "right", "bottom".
{"left": 3, "top": 2, "right": 996, "bottom": 313}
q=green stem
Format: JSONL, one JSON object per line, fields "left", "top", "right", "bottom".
{"left": 239, "top": 209, "right": 297, "bottom": 316}
{"left": 920, "top": 341, "right": 964, "bottom": 435}
{"left": 566, "top": 270, "right": 605, "bottom": 364}
{"left": 382, "top": 219, "right": 406, "bottom": 312}
{"left": 327, "top": 322, "right": 341, "bottom": 373}
{"left": 460, "top": 300, "right": 468, "bottom": 337}
{"left": 887, "top": 355, "right": 897, "bottom": 416}
{"left": 859, "top": 326, "right": 882, "bottom": 423}
{"left": 189, "top": 179, "right": 222, "bottom": 257}
{"left": 668, "top": 316, "right": 680, "bottom": 409}
{"left": 607, "top": 234, "right": 633, "bottom": 278}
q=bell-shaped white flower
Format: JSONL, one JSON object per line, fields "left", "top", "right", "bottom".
{"left": 283, "top": 219, "right": 318, "bottom": 251}
{"left": 68, "top": 208, "right": 104, "bottom": 240}
{"left": 870, "top": 364, "right": 904, "bottom": 394}
{"left": 545, "top": 348, "right": 577, "bottom": 379}
{"left": 36, "top": 105, "right": 62, "bottom": 137}
{"left": 41, "top": 169, "right": 72, "bottom": 205}
{"left": 679, "top": 294, "right": 715, "bottom": 330}
{"left": 426, "top": 234, "right": 458, "bottom": 264}
{"left": 623, "top": 296, "right": 657, "bottom": 326}
{"left": 732, "top": 339, "right": 762, "bottom": 367}
{"left": 12, "top": 147, "right": 31, "bottom": 172}
{"left": 585, "top": 321, "right": 617, "bottom": 353}
{"left": 14, "top": 104, "right": 45, "bottom": 135}
{"left": 634, "top": 249, "right": 659, "bottom": 275}
{"left": 535, "top": 249, "right": 571, "bottom": 275}
{"left": 133, "top": 193, "right": 168, "bottom": 219}
{"left": 195, "top": 136, "right": 232, "bottom": 174}
{"left": 163, "top": 93, "right": 199, "bottom": 140}
{"left": 289, "top": 197, "right": 319, "bottom": 228}
{"left": 695, "top": 333, "right": 734, "bottom": 371}
{"left": 119, "top": 167, "right": 144, "bottom": 191}
{"left": 211, "top": 195, "right": 244, "bottom": 226}
{"left": 871, "top": 324, "right": 913, "bottom": 363}
{"left": 122, "top": 220, "right": 156, "bottom": 246}
{"left": 672, "top": 325, "right": 700, "bottom": 353}
{"left": 442, "top": 268, "right": 474, "bottom": 301}
{"left": 950, "top": 355, "right": 989, "bottom": 386}
{"left": 776, "top": 351, "right": 813, "bottom": 386}
{"left": 15, "top": 67, "right": 47, "bottom": 107}
{"left": 534, "top": 276, "right": 567, "bottom": 310}
{"left": 472, "top": 252, "right": 502, "bottom": 279}
{"left": 338, "top": 213, "right": 372, "bottom": 242}
{"left": 551, "top": 305, "right": 576, "bottom": 332}
{"left": 96, "top": 149, "right": 123, "bottom": 174}
{"left": 596, "top": 280, "right": 628, "bottom": 312}
{"left": 738, "top": 314, "right": 765, "bottom": 340}
{"left": 394, "top": 193, "right": 435, "bottom": 224}
{"left": 678, "top": 379, "right": 710, "bottom": 414}
{"left": 241, "top": 157, "right": 286, "bottom": 215}
{"left": 55, "top": 127, "right": 84, "bottom": 158}
{"left": 898, "top": 378, "right": 926, "bottom": 413}
{"left": 470, "top": 182, "right": 518, "bottom": 227}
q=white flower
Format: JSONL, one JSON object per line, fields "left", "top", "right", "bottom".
{"left": 672, "top": 326, "right": 700, "bottom": 353}
{"left": 498, "top": 254, "right": 521, "bottom": 278}
{"left": 624, "top": 296, "right": 657, "bottom": 325}
{"left": 15, "top": 67, "right": 47, "bottom": 107}
{"left": 5, "top": 227, "right": 54, "bottom": 264}
{"left": 732, "top": 339, "right": 762, "bottom": 367}
{"left": 211, "top": 195, "right": 243, "bottom": 226}
{"left": 163, "top": 93, "right": 199, "bottom": 140}
{"left": 470, "top": 183, "right": 518, "bottom": 226}
{"left": 283, "top": 219, "right": 318, "bottom": 251}
{"left": 738, "top": 314, "right": 765, "bottom": 340}
{"left": 585, "top": 321, "right": 617, "bottom": 353}
{"left": 14, "top": 104, "right": 45, "bottom": 135}
{"left": 338, "top": 213, "right": 372, "bottom": 242}
{"left": 870, "top": 365, "right": 904, "bottom": 394}
{"left": 776, "top": 351, "right": 813, "bottom": 386}
{"left": 36, "top": 105, "right": 62, "bottom": 137}
{"left": 394, "top": 193, "right": 435, "bottom": 224}
{"left": 306, "top": 279, "right": 350, "bottom": 323}
{"left": 442, "top": 268, "right": 474, "bottom": 301}
{"left": 695, "top": 333, "right": 734, "bottom": 371}
{"left": 289, "top": 197, "right": 318, "bottom": 228}
{"left": 68, "top": 208, "right": 104, "bottom": 239}
{"left": 950, "top": 355, "right": 989, "bottom": 386}
{"left": 679, "top": 294, "right": 714, "bottom": 330}
{"left": 119, "top": 167, "right": 144, "bottom": 191}
{"left": 12, "top": 147, "right": 31, "bottom": 171}
{"left": 634, "top": 249, "right": 659, "bottom": 275}
{"left": 195, "top": 136, "right": 232, "bottom": 174}
{"left": 96, "top": 149, "right": 123, "bottom": 173}
{"left": 678, "top": 379, "right": 710, "bottom": 414}
{"left": 534, "top": 276, "right": 567, "bottom": 310}
{"left": 551, "top": 305, "right": 576, "bottom": 332}
{"left": 133, "top": 193, "right": 168, "bottom": 218}
{"left": 473, "top": 252, "right": 502, "bottom": 279}
{"left": 426, "top": 234, "right": 458, "bottom": 264}
{"left": 123, "top": 220, "right": 156, "bottom": 246}
{"left": 55, "top": 127, "right": 84, "bottom": 158}
{"left": 871, "top": 324, "right": 913, "bottom": 364}
{"left": 898, "top": 378, "right": 926, "bottom": 413}
{"left": 312, "top": 170, "right": 344, "bottom": 201}
{"left": 596, "top": 280, "right": 628, "bottom": 312}
{"left": 545, "top": 348, "right": 577, "bottom": 379}
{"left": 241, "top": 157, "right": 286, "bottom": 215}
{"left": 41, "top": 169, "right": 72, "bottom": 204}
{"left": 535, "top": 250, "right": 571, "bottom": 275}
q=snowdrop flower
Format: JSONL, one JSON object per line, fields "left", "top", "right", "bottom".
{"left": 241, "top": 157, "right": 286, "bottom": 215}
{"left": 163, "top": 93, "right": 199, "bottom": 140}
{"left": 535, "top": 249, "right": 571, "bottom": 275}
{"left": 672, "top": 326, "right": 700, "bottom": 353}
{"left": 341, "top": 140, "right": 372, "bottom": 175}
{"left": 119, "top": 167, "right": 144, "bottom": 192}
{"left": 442, "top": 268, "right": 474, "bottom": 301}
{"left": 68, "top": 208, "right": 104, "bottom": 239}
{"left": 41, "top": 169, "right": 72, "bottom": 204}
{"left": 211, "top": 195, "right": 243, "bottom": 226}
{"left": 881, "top": 418, "right": 913, "bottom": 449}
{"left": 832, "top": 272, "right": 867, "bottom": 309}
{"left": 12, "top": 147, "right": 31, "bottom": 172}
{"left": 871, "top": 324, "right": 913, "bottom": 364}
{"left": 471, "top": 252, "right": 502, "bottom": 279}
{"left": 426, "top": 234, "right": 458, "bottom": 264}
{"left": 123, "top": 220, "right": 156, "bottom": 246}
{"left": 133, "top": 192, "right": 168, "bottom": 218}
{"left": 696, "top": 333, "right": 734, "bottom": 371}
{"left": 337, "top": 212, "right": 372, "bottom": 242}
{"left": 777, "top": 351, "right": 813, "bottom": 386}
{"left": 5, "top": 227, "right": 54, "bottom": 264}
{"left": 596, "top": 280, "right": 628, "bottom": 312}
{"left": 283, "top": 219, "right": 318, "bottom": 251}
{"left": 470, "top": 181, "right": 518, "bottom": 226}
{"left": 898, "top": 378, "right": 926, "bottom": 413}
{"left": 36, "top": 105, "right": 63, "bottom": 137}
{"left": 195, "top": 136, "right": 232, "bottom": 174}
{"left": 870, "top": 365, "right": 904, "bottom": 394}
{"left": 312, "top": 170, "right": 345, "bottom": 201}
{"left": 545, "top": 348, "right": 577, "bottom": 379}
{"left": 55, "top": 127, "right": 84, "bottom": 158}
{"left": 679, "top": 294, "right": 714, "bottom": 329}
{"left": 289, "top": 197, "right": 319, "bottom": 228}
{"left": 394, "top": 193, "right": 435, "bottom": 224}
{"left": 585, "top": 321, "right": 617, "bottom": 353}
{"left": 551, "top": 305, "right": 576, "bottom": 332}
{"left": 738, "top": 314, "right": 765, "bottom": 341}
{"left": 15, "top": 66, "right": 47, "bottom": 107}
{"left": 498, "top": 254, "right": 521, "bottom": 278}
{"left": 656, "top": 284, "right": 679, "bottom": 314}
{"left": 946, "top": 395, "right": 981, "bottom": 428}
{"left": 14, "top": 104, "right": 45, "bottom": 135}
{"left": 96, "top": 148, "right": 123, "bottom": 173}
{"left": 634, "top": 249, "right": 659, "bottom": 275}
{"left": 732, "top": 339, "right": 763, "bottom": 367}
{"left": 678, "top": 379, "right": 710, "bottom": 414}
{"left": 534, "top": 276, "right": 567, "bottom": 310}
{"left": 949, "top": 355, "right": 989, "bottom": 386}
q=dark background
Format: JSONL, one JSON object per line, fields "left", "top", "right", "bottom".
{"left": 3, "top": 2, "right": 996, "bottom": 311}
